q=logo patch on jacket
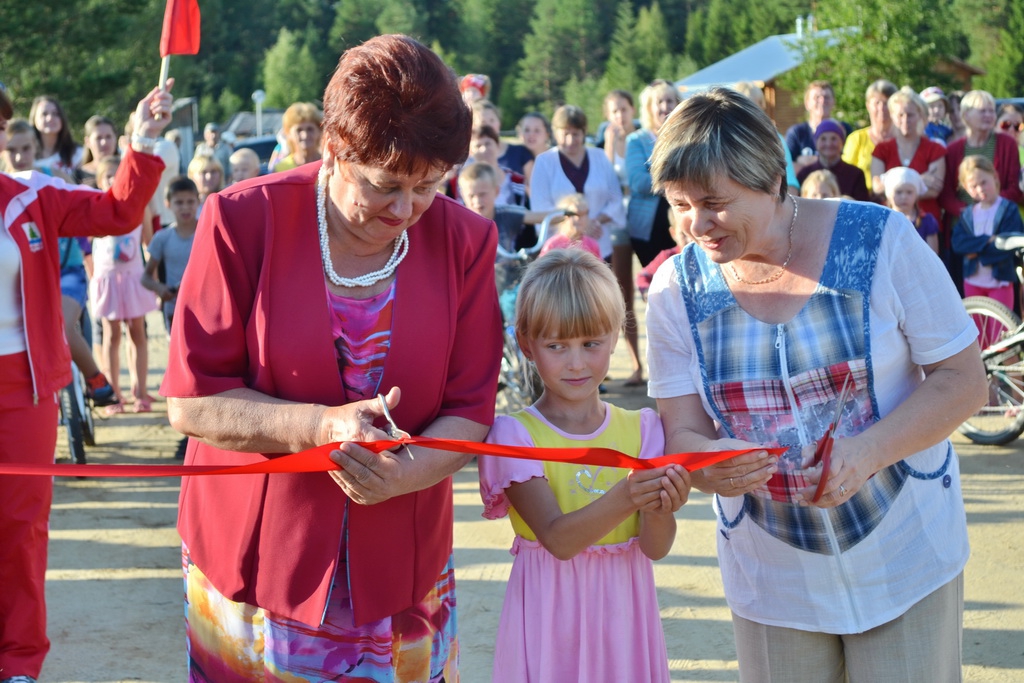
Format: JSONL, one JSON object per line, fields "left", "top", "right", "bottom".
{"left": 22, "top": 222, "right": 43, "bottom": 252}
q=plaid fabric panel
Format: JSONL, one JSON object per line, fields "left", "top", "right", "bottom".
{"left": 745, "top": 461, "right": 907, "bottom": 554}
{"left": 680, "top": 201, "right": 906, "bottom": 553}
{"left": 714, "top": 378, "right": 790, "bottom": 414}
{"left": 713, "top": 360, "right": 872, "bottom": 504}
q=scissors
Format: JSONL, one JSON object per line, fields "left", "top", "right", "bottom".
{"left": 378, "top": 394, "right": 414, "bottom": 460}
{"left": 809, "top": 374, "right": 853, "bottom": 503}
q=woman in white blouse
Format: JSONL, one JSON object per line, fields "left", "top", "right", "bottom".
{"left": 529, "top": 104, "right": 625, "bottom": 262}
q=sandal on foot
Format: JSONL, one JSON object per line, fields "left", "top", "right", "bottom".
{"left": 132, "top": 397, "right": 153, "bottom": 413}
{"left": 104, "top": 402, "right": 125, "bottom": 416}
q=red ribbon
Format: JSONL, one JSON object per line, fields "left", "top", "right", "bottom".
{"left": 0, "top": 436, "right": 784, "bottom": 478}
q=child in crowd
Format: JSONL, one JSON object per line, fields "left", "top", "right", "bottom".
{"left": 636, "top": 207, "right": 688, "bottom": 301}
{"left": 800, "top": 169, "right": 842, "bottom": 199}
{"left": 952, "top": 155, "right": 1024, "bottom": 310}
{"left": 539, "top": 194, "right": 602, "bottom": 258}
{"left": 459, "top": 125, "right": 527, "bottom": 207}
{"left": 89, "top": 156, "right": 158, "bottom": 413}
{"left": 459, "top": 162, "right": 551, "bottom": 252}
{"left": 921, "top": 87, "right": 953, "bottom": 144}
{"left": 883, "top": 166, "right": 939, "bottom": 253}
{"left": 142, "top": 176, "right": 199, "bottom": 335}
{"left": 460, "top": 162, "right": 552, "bottom": 321}
{"left": 479, "top": 249, "right": 689, "bottom": 682}
{"left": 186, "top": 153, "right": 224, "bottom": 215}
{"left": 142, "top": 175, "right": 198, "bottom": 457}
{"left": 228, "top": 147, "right": 261, "bottom": 184}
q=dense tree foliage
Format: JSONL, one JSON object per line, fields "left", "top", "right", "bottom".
{"left": 782, "top": 0, "right": 969, "bottom": 120}
{"left": 0, "top": 0, "right": 1015, "bottom": 139}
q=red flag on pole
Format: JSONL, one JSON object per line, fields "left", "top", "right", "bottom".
{"left": 160, "top": 0, "right": 201, "bottom": 57}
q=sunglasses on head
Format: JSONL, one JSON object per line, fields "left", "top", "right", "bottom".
{"left": 1000, "top": 120, "right": 1024, "bottom": 132}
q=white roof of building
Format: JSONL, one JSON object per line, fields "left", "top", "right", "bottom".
{"left": 677, "top": 29, "right": 846, "bottom": 91}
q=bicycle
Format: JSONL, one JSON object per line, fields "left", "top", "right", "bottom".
{"left": 58, "top": 305, "right": 102, "bottom": 465}
{"left": 59, "top": 360, "right": 96, "bottom": 465}
{"left": 494, "top": 210, "right": 562, "bottom": 414}
{"left": 958, "top": 232, "right": 1024, "bottom": 445}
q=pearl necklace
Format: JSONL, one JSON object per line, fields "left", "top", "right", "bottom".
{"left": 727, "top": 196, "right": 799, "bottom": 286}
{"left": 317, "top": 165, "right": 409, "bottom": 288}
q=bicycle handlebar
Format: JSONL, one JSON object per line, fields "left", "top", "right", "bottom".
{"left": 993, "top": 232, "right": 1024, "bottom": 252}
{"left": 495, "top": 210, "right": 566, "bottom": 262}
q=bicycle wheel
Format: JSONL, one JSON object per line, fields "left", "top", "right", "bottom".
{"left": 74, "top": 367, "right": 96, "bottom": 447}
{"left": 496, "top": 326, "right": 540, "bottom": 415}
{"left": 59, "top": 381, "right": 87, "bottom": 465}
{"left": 958, "top": 296, "right": 1024, "bottom": 445}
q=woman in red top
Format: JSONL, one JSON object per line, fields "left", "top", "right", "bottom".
{"left": 940, "top": 90, "right": 1024, "bottom": 224}
{"left": 162, "top": 35, "right": 502, "bottom": 681}
{"left": 870, "top": 87, "right": 946, "bottom": 221}
{"left": 0, "top": 83, "right": 171, "bottom": 683}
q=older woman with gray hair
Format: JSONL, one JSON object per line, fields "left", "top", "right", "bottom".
{"left": 645, "top": 87, "right": 985, "bottom": 682}
{"left": 870, "top": 86, "right": 946, "bottom": 220}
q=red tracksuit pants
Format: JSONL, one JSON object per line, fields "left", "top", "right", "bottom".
{"left": 0, "top": 352, "right": 58, "bottom": 679}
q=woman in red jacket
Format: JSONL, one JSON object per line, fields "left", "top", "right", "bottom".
{"left": 162, "top": 35, "right": 502, "bottom": 681}
{"left": 0, "top": 83, "right": 172, "bottom": 683}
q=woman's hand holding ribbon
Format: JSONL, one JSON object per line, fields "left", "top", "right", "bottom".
{"left": 695, "top": 437, "right": 779, "bottom": 497}
{"left": 323, "top": 387, "right": 416, "bottom": 505}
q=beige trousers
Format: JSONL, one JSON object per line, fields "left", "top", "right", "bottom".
{"left": 732, "top": 572, "right": 964, "bottom": 683}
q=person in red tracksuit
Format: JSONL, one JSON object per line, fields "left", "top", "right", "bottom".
{"left": 0, "top": 82, "right": 172, "bottom": 683}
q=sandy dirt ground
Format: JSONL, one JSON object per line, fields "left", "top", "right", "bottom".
{"left": 39, "top": 306, "right": 1024, "bottom": 682}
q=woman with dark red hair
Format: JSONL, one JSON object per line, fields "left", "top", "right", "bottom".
{"left": 161, "top": 35, "right": 502, "bottom": 681}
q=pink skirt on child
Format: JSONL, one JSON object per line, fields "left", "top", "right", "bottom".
{"left": 491, "top": 536, "right": 671, "bottom": 683}
{"left": 90, "top": 269, "right": 158, "bottom": 321}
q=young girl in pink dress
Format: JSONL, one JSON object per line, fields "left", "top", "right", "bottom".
{"left": 479, "top": 249, "right": 690, "bottom": 683}
{"left": 89, "top": 156, "right": 158, "bottom": 413}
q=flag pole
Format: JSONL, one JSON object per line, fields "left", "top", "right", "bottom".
{"left": 159, "top": 56, "right": 170, "bottom": 91}
{"left": 156, "top": 56, "right": 171, "bottom": 120}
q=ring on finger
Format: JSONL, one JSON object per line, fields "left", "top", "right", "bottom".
{"left": 838, "top": 484, "right": 847, "bottom": 496}
{"left": 730, "top": 477, "right": 736, "bottom": 488}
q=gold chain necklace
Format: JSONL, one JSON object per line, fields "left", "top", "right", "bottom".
{"left": 727, "top": 196, "right": 799, "bottom": 286}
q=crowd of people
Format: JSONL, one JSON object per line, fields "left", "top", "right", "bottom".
{"left": 0, "top": 31, "right": 1002, "bottom": 683}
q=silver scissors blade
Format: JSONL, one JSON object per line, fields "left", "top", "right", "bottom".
{"left": 378, "top": 394, "right": 414, "bottom": 459}
{"left": 828, "top": 374, "right": 854, "bottom": 439}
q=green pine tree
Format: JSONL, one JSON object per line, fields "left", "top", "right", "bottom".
{"left": 514, "top": 0, "right": 603, "bottom": 108}
{"left": 601, "top": 1, "right": 641, "bottom": 92}
{"left": 263, "top": 28, "right": 322, "bottom": 107}
{"left": 975, "top": 0, "right": 1024, "bottom": 96}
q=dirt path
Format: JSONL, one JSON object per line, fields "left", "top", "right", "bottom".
{"left": 40, "top": 309, "right": 1024, "bottom": 682}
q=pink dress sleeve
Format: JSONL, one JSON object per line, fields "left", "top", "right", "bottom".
{"left": 581, "top": 236, "right": 602, "bottom": 258}
{"left": 479, "top": 415, "right": 546, "bottom": 519}
{"left": 638, "top": 407, "right": 666, "bottom": 461}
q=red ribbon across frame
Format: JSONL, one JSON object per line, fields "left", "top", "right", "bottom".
{"left": 0, "top": 436, "right": 785, "bottom": 478}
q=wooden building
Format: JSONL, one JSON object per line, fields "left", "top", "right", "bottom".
{"left": 676, "top": 27, "right": 982, "bottom": 135}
